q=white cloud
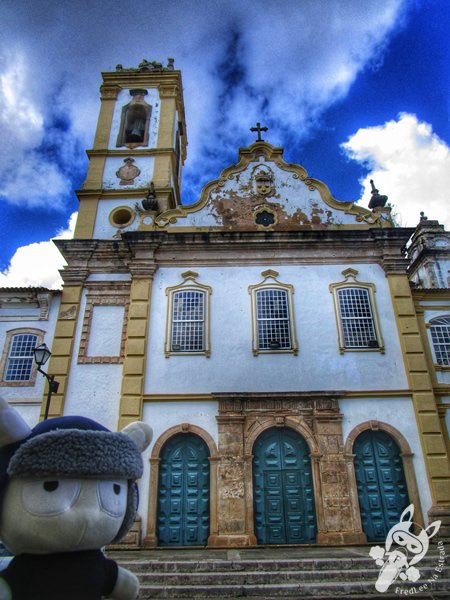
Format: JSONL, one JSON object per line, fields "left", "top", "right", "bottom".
{"left": 0, "top": 49, "right": 83, "bottom": 209}
{"left": 0, "top": 213, "right": 77, "bottom": 289}
{"left": 341, "top": 113, "right": 450, "bottom": 228}
{"left": 0, "top": 0, "right": 408, "bottom": 206}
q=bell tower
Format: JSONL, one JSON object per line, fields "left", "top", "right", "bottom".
{"left": 74, "top": 59, "right": 187, "bottom": 239}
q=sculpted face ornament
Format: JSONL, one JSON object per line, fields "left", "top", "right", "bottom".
{"left": 255, "top": 170, "right": 274, "bottom": 196}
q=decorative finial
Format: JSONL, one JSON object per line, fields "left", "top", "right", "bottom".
{"left": 250, "top": 122, "right": 268, "bottom": 142}
{"left": 368, "top": 179, "right": 388, "bottom": 209}
{"left": 142, "top": 182, "right": 159, "bottom": 212}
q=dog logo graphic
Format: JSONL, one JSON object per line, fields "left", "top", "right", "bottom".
{"left": 369, "top": 504, "right": 441, "bottom": 593}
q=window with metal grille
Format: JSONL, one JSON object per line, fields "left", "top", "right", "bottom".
{"left": 337, "top": 288, "right": 378, "bottom": 348}
{"left": 171, "top": 290, "right": 205, "bottom": 352}
{"left": 429, "top": 316, "right": 450, "bottom": 366}
{"left": 4, "top": 334, "right": 38, "bottom": 381}
{"left": 256, "top": 288, "right": 291, "bottom": 350}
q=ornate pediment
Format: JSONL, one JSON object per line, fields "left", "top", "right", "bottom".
{"left": 144, "top": 142, "right": 393, "bottom": 231}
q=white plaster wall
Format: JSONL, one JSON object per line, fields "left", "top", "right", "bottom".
{"left": 8, "top": 403, "right": 41, "bottom": 429}
{"left": 138, "top": 400, "right": 218, "bottom": 537}
{"left": 178, "top": 160, "right": 361, "bottom": 228}
{"left": 63, "top": 289, "right": 123, "bottom": 431}
{"left": 102, "top": 156, "right": 154, "bottom": 189}
{"left": 0, "top": 294, "right": 60, "bottom": 408}
{"left": 145, "top": 264, "right": 408, "bottom": 394}
{"left": 339, "top": 397, "right": 433, "bottom": 525}
{"left": 108, "top": 88, "right": 161, "bottom": 150}
{"left": 92, "top": 198, "right": 140, "bottom": 238}
{"left": 88, "top": 305, "right": 124, "bottom": 357}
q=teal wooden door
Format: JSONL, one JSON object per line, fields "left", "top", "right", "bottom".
{"left": 253, "top": 427, "right": 316, "bottom": 544}
{"left": 157, "top": 433, "right": 210, "bottom": 546}
{"left": 354, "top": 430, "right": 409, "bottom": 542}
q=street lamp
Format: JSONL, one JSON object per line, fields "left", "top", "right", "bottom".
{"left": 34, "top": 343, "right": 59, "bottom": 420}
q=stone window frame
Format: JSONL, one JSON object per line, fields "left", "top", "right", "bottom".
{"left": 78, "top": 284, "right": 130, "bottom": 364}
{"left": 426, "top": 315, "right": 450, "bottom": 370}
{"left": 329, "top": 268, "right": 384, "bottom": 355}
{"left": 248, "top": 269, "right": 298, "bottom": 356}
{"left": 0, "top": 328, "right": 45, "bottom": 387}
{"left": 164, "top": 271, "right": 212, "bottom": 358}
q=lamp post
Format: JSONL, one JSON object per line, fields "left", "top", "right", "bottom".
{"left": 34, "top": 343, "right": 59, "bottom": 420}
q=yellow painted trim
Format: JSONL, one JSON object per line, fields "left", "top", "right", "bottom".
{"left": 39, "top": 285, "right": 83, "bottom": 419}
{"left": 92, "top": 84, "right": 119, "bottom": 150}
{"left": 254, "top": 205, "right": 278, "bottom": 230}
{"left": 387, "top": 273, "right": 450, "bottom": 505}
{"left": 248, "top": 270, "right": 298, "bottom": 356}
{"left": 164, "top": 272, "right": 212, "bottom": 357}
{"left": 109, "top": 205, "right": 136, "bottom": 228}
{"left": 73, "top": 196, "right": 99, "bottom": 239}
{"left": 83, "top": 155, "right": 107, "bottom": 190}
{"left": 329, "top": 269, "right": 385, "bottom": 354}
{"left": 117, "top": 277, "right": 153, "bottom": 429}
{"left": 343, "top": 390, "right": 412, "bottom": 398}
{"left": 417, "top": 304, "right": 450, "bottom": 312}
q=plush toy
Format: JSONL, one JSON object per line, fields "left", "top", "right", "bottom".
{"left": 0, "top": 397, "right": 152, "bottom": 600}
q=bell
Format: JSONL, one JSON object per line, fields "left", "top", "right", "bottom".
{"left": 127, "top": 117, "right": 145, "bottom": 142}
{"left": 128, "top": 127, "right": 143, "bottom": 142}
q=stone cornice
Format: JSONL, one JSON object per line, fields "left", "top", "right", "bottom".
{"left": 129, "top": 228, "right": 413, "bottom": 269}
{"left": 0, "top": 288, "right": 57, "bottom": 320}
{"left": 55, "top": 227, "right": 414, "bottom": 279}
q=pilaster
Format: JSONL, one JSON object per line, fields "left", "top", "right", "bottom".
{"left": 210, "top": 415, "right": 257, "bottom": 547}
{"left": 117, "top": 272, "right": 154, "bottom": 430}
{"left": 314, "top": 416, "right": 367, "bottom": 545}
{"left": 39, "top": 285, "right": 83, "bottom": 419}
{"left": 388, "top": 273, "right": 450, "bottom": 535}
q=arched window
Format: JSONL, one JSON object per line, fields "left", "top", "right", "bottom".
{"left": 428, "top": 315, "right": 450, "bottom": 366}
{"left": 249, "top": 270, "right": 298, "bottom": 355}
{"left": 329, "top": 268, "right": 384, "bottom": 354}
{"left": 165, "top": 272, "right": 211, "bottom": 357}
{"left": 0, "top": 328, "right": 45, "bottom": 385}
{"left": 116, "top": 89, "right": 151, "bottom": 148}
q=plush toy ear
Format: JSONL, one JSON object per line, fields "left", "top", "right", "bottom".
{"left": 0, "top": 396, "right": 31, "bottom": 447}
{"left": 400, "top": 504, "right": 414, "bottom": 523}
{"left": 425, "top": 520, "right": 441, "bottom": 540}
{"left": 121, "top": 422, "right": 152, "bottom": 453}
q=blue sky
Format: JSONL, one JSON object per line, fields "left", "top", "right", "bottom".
{"left": 0, "top": 0, "right": 449, "bottom": 288}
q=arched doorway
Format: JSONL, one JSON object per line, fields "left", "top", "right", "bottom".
{"left": 354, "top": 429, "right": 410, "bottom": 541}
{"left": 252, "top": 427, "right": 316, "bottom": 544}
{"left": 157, "top": 433, "right": 210, "bottom": 546}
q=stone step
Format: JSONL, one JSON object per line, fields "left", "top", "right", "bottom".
{"left": 137, "top": 579, "right": 450, "bottom": 598}
{"left": 135, "top": 566, "right": 442, "bottom": 585}
{"left": 115, "top": 554, "right": 442, "bottom": 573}
{"left": 107, "top": 546, "right": 449, "bottom": 599}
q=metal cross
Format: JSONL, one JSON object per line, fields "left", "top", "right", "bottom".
{"left": 250, "top": 122, "right": 268, "bottom": 142}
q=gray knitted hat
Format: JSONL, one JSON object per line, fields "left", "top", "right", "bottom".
{"left": 2, "top": 416, "right": 143, "bottom": 543}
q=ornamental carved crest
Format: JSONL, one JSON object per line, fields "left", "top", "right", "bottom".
{"left": 116, "top": 157, "right": 141, "bottom": 185}
{"left": 253, "top": 167, "right": 274, "bottom": 196}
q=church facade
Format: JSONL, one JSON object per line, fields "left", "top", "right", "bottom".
{"left": 1, "top": 62, "right": 449, "bottom": 548}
